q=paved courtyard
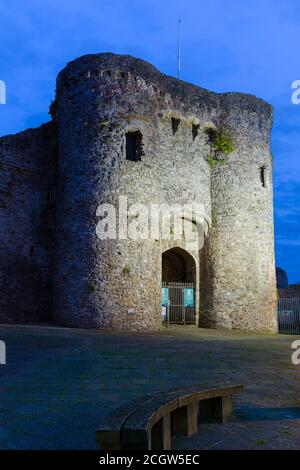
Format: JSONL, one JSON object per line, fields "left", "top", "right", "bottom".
{"left": 0, "top": 324, "right": 300, "bottom": 449}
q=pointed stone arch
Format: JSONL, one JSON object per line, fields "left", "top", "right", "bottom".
{"left": 162, "top": 247, "right": 196, "bottom": 283}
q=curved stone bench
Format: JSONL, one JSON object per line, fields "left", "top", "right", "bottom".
{"left": 96, "top": 383, "right": 244, "bottom": 450}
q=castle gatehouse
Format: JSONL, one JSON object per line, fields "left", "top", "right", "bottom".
{"left": 0, "top": 53, "right": 278, "bottom": 332}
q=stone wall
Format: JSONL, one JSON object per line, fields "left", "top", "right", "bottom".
{"left": 0, "top": 52, "right": 278, "bottom": 332}
{"left": 278, "top": 285, "right": 300, "bottom": 298}
{"left": 0, "top": 122, "right": 57, "bottom": 323}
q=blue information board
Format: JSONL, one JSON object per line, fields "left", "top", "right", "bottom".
{"left": 162, "top": 288, "right": 169, "bottom": 307}
{"left": 184, "top": 288, "right": 194, "bottom": 307}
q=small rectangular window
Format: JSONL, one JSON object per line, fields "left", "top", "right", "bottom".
{"left": 126, "top": 131, "right": 144, "bottom": 161}
{"left": 171, "top": 117, "right": 180, "bottom": 136}
{"left": 260, "top": 166, "right": 266, "bottom": 187}
{"left": 47, "top": 188, "right": 56, "bottom": 206}
{"left": 192, "top": 124, "right": 199, "bottom": 141}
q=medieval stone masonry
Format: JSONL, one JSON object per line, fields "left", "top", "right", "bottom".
{"left": 0, "top": 53, "right": 278, "bottom": 332}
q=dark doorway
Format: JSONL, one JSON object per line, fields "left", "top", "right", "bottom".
{"left": 162, "top": 247, "right": 196, "bottom": 325}
{"left": 162, "top": 247, "right": 195, "bottom": 283}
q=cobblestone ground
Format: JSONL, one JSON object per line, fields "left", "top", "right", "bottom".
{"left": 0, "top": 324, "right": 299, "bottom": 449}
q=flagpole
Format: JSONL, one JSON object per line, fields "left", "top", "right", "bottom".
{"left": 177, "top": 19, "right": 181, "bottom": 80}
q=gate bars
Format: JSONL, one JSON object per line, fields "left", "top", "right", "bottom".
{"left": 278, "top": 298, "right": 300, "bottom": 334}
{"left": 162, "top": 282, "right": 196, "bottom": 325}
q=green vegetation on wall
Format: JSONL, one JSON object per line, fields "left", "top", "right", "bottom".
{"left": 204, "top": 127, "right": 235, "bottom": 167}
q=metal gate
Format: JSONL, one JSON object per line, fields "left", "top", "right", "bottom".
{"left": 278, "top": 298, "right": 300, "bottom": 334}
{"left": 161, "top": 282, "right": 196, "bottom": 325}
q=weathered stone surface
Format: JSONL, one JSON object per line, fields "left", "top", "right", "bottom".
{"left": 0, "top": 52, "right": 277, "bottom": 332}
{"left": 0, "top": 122, "right": 57, "bottom": 322}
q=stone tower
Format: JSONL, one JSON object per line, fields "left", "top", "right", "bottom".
{"left": 0, "top": 53, "right": 278, "bottom": 332}
{"left": 200, "top": 94, "right": 277, "bottom": 332}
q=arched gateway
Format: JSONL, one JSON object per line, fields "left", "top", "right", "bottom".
{"left": 162, "top": 247, "right": 197, "bottom": 325}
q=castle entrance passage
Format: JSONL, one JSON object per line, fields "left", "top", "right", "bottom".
{"left": 161, "top": 247, "right": 196, "bottom": 325}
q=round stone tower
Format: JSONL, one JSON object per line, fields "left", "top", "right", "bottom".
{"left": 53, "top": 54, "right": 165, "bottom": 329}
{"left": 200, "top": 93, "right": 278, "bottom": 332}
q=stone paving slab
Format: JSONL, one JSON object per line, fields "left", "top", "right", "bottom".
{"left": 0, "top": 324, "right": 299, "bottom": 449}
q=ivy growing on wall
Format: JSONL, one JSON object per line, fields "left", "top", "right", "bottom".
{"left": 204, "top": 127, "right": 235, "bottom": 167}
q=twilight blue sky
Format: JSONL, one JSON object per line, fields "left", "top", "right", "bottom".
{"left": 0, "top": 0, "right": 299, "bottom": 282}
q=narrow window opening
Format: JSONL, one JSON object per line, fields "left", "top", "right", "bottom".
{"left": 171, "top": 117, "right": 180, "bottom": 136}
{"left": 50, "top": 190, "right": 55, "bottom": 204}
{"left": 126, "top": 131, "right": 144, "bottom": 161}
{"left": 47, "top": 187, "right": 56, "bottom": 206}
{"left": 192, "top": 124, "right": 200, "bottom": 141}
{"left": 260, "top": 166, "right": 266, "bottom": 187}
